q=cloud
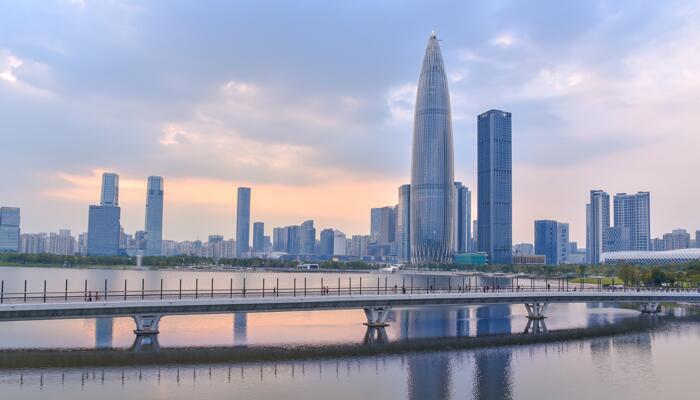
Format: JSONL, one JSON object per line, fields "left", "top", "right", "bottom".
{"left": 0, "top": 54, "right": 22, "bottom": 83}
{"left": 386, "top": 83, "right": 416, "bottom": 124}
{"left": 491, "top": 33, "right": 517, "bottom": 48}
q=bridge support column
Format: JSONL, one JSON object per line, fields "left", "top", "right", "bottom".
{"left": 363, "top": 306, "right": 391, "bottom": 327}
{"left": 640, "top": 302, "right": 660, "bottom": 314}
{"left": 133, "top": 313, "right": 162, "bottom": 335}
{"left": 524, "top": 302, "right": 549, "bottom": 320}
{"left": 363, "top": 326, "right": 388, "bottom": 345}
{"left": 130, "top": 333, "right": 161, "bottom": 352}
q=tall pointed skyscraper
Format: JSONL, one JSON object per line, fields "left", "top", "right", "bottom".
{"left": 410, "top": 32, "right": 455, "bottom": 264}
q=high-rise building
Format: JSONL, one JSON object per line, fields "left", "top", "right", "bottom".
{"left": 333, "top": 230, "right": 346, "bottom": 256}
{"left": 299, "top": 220, "right": 316, "bottom": 255}
{"left": 613, "top": 192, "right": 650, "bottom": 251}
{"left": 534, "top": 220, "right": 569, "bottom": 265}
{"left": 100, "top": 173, "right": 119, "bottom": 206}
{"left": 144, "top": 176, "right": 164, "bottom": 256}
{"left": 350, "top": 235, "right": 370, "bottom": 258}
{"left": 477, "top": 109, "right": 512, "bottom": 265}
{"left": 88, "top": 173, "right": 121, "bottom": 256}
{"left": 410, "top": 32, "right": 455, "bottom": 264}
{"left": 370, "top": 206, "right": 396, "bottom": 244}
{"left": 513, "top": 243, "right": 534, "bottom": 256}
{"left": 586, "top": 190, "right": 610, "bottom": 264}
{"left": 696, "top": 230, "right": 700, "bottom": 248}
{"left": 48, "top": 229, "right": 76, "bottom": 255}
{"left": 319, "top": 228, "right": 335, "bottom": 256}
{"left": 663, "top": 228, "right": 691, "bottom": 250}
{"left": 397, "top": 184, "right": 411, "bottom": 262}
{"left": 252, "top": 222, "right": 265, "bottom": 253}
{"left": 236, "top": 187, "right": 251, "bottom": 257}
{"left": 453, "top": 182, "right": 471, "bottom": 254}
{"left": 87, "top": 205, "right": 121, "bottom": 255}
{"left": 272, "top": 227, "right": 287, "bottom": 252}
{"left": 0, "top": 207, "right": 20, "bottom": 252}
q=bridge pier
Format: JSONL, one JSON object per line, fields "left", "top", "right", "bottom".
{"left": 130, "top": 333, "right": 161, "bottom": 352}
{"left": 524, "top": 302, "right": 549, "bottom": 320}
{"left": 133, "top": 313, "right": 162, "bottom": 335}
{"left": 640, "top": 302, "right": 660, "bottom": 314}
{"left": 524, "top": 317, "right": 548, "bottom": 334}
{"left": 363, "top": 306, "right": 391, "bottom": 327}
{"left": 363, "top": 326, "right": 388, "bottom": 345}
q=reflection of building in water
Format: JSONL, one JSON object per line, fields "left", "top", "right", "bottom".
{"left": 408, "top": 353, "right": 452, "bottom": 400}
{"left": 234, "top": 313, "right": 247, "bottom": 345}
{"left": 95, "top": 317, "right": 113, "bottom": 348}
{"left": 398, "top": 308, "right": 462, "bottom": 340}
{"left": 473, "top": 305, "right": 513, "bottom": 400}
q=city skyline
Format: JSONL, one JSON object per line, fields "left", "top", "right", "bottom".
{"left": 2, "top": 1, "right": 700, "bottom": 245}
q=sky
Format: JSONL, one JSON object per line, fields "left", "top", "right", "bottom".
{"left": 1, "top": 0, "right": 699, "bottom": 245}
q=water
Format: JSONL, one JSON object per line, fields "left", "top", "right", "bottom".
{"left": 1, "top": 266, "right": 699, "bottom": 399}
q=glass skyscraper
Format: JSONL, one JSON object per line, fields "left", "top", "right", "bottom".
{"left": 100, "top": 173, "right": 119, "bottom": 207}
{"left": 0, "top": 207, "right": 20, "bottom": 252}
{"left": 410, "top": 32, "right": 455, "bottom": 264}
{"left": 477, "top": 110, "right": 512, "bottom": 265}
{"left": 144, "top": 176, "right": 164, "bottom": 256}
{"left": 236, "top": 187, "right": 251, "bottom": 257}
{"left": 534, "top": 220, "right": 569, "bottom": 265}
{"left": 88, "top": 172, "right": 121, "bottom": 256}
{"left": 397, "top": 184, "right": 411, "bottom": 262}
{"left": 252, "top": 222, "right": 265, "bottom": 253}
{"left": 453, "top": 182, "right": 471, "bottom": 254}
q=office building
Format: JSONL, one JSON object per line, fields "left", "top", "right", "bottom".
{"left": 87, "top": 205, "right": 121, "bottom": 255}
{"left": 299, "top": 220, "right": 316, "bottom": 255}
{"left": 252, "top": 222, "right": 265, "bottom": 253}
{"left": 613, "top": 192, "right": 650, "bottom": 251}
{"left": 0, "top": 207, "right": 20, "bottom": 252}
{"left": 144, "top": 176, "right": 164, "bottom": 256}
{"left": 236, "top": 187, "right": 251, "bottom": 257}
{"left": 319, "top": 228, "right": 335, "bottom": 256}
{"left": 534, "top": 220, "right": 569, "bottom": 265}
{"left": 453, "top": 182, "right": 471, "bottom": 254}
{"left": 351, "top": 235, "right": 370, "bottom": 258}
{"left": 477, "top": 109, "right": 512, "bottom": 265}
{"left": 370, "top": 206, "right": 396, "bottom": 244}
{"left": 333, "top": 230, "right": 346, "bottom": 256}
{"left": 410, "top": 32, "right": 455, "bottom": 264}
{"left": 513, "top": 243, "right": 534, "bottom": 256}
{"left": 100, "top": 173, "right": 119, "bottom": 206}
{"left": 663, "top": 228, "right": 691, "bottom": 250}
{"left": 397, "top": 184, "right": 411, "bottom": 262}
{"left": 87, "top": 173, "right": 121, "bottom": 256}
{"left": 586, "top": 190, "right": 610, "bottom": 264}
{"left": 696, "top": 230, "right": 700, "bottom": 248}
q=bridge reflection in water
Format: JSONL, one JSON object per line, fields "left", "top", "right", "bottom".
{"left": 0, "top": 304, "right": 676, "bottom": 400}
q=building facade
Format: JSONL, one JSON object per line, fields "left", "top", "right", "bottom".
{"left": 410, "top": 32, "right": 455, "bottom": 264}
{"left": 236, "top": 187, "right": 251, "bottom": 257}
{"left": 144, "top": 176, "right": 164, "bottom": 256}
{"left": 100, "top": 173, "right": 119, "bottom": 207}
{"left": 613, "top": 192, "right": 650, "bottom": 251}
{"left": 299, "top": 220, "right": 316, "bottom": 255}
{"left": 397, "top": 184, "right": 411, "bottom": 262}
{"left": 453, "top": 182, "right": 471, "bottom": 254}
{"left": 319, "top": 228, "right": 334, "bottom": 257}
{"left": 252, "top": 222, "right": 265, "bottom": 253}
{"left": 0, "top": 207, "right": 20, "bottom": 252}
{"left": 477, "top": 110, "right": 512, "bottom": 265}
{"left": 586, "top": 190, "right": 610, "bottom": 264}
{"left": 87, "top": 205, "right": 121, "bottom": 255}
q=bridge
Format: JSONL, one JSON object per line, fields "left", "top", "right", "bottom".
{"left": 1, "top": 278, "right": 699, "bottom": 343}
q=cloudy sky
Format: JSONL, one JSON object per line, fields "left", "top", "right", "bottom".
{"left": 1, "top": 0, "right": 699, "bottom": 244}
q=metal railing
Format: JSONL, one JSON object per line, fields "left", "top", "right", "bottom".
{"left": 0, "top": 276, "right": 698, "bottom": 305}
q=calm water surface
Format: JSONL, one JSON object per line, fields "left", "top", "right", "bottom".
{"left": 0, "top": 266, "right": 698, "bottom": 399}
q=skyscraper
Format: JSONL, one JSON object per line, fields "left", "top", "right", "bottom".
{"left": 319, "top": 228, "right": 335, "bottom": 257}
{"left": 333, "top": 230, "right": 346, "bottom": 256}
{"left": 299, "top": 220, "right": 316, "bottom": 255}
{"left": 100, "top": 173, "right": 119, "bottom": 206}
{"left": 144, "top": 176, "right": 164, "bottom": 256}
{"left": 370, "top": 206, "right": 396, "bottom": 244}
{"left": 453, "top": 182, "right": 471, "bottom": 254}
{"left": 410, "top": 32, "right": 455, "bottom": 264}
{"left": 236, "top": 187, "right": 251, "bottom": 257}
{"left": 252, "top": 222, "right": 265, "bottom": 253}
{"left": 397, "top": 184, "right": 411, "bottom": 262}
{"left": 0, "top": 207, "right": 20, "bottom": 252}
{"left": 586, "top": 190, "right": 610, "bottom": 264}
{"left": 534, "top": 220, "right": 569, "bottom": 265}
{"left": 613, "top": 192, "right": 650, "bottom": 251}
{"left": 88, "top": 173, "right": 121, "bottom": 256}
{"left": 477, "top": 109, "right": 512, "bottom": 265}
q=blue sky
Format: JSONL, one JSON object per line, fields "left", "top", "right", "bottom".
{"left": 1, "top": 0, "right": 699, "bottom": 244}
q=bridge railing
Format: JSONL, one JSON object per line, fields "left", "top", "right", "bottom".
{"left": 0, "top": 277, "right": 698, "bottom": 305}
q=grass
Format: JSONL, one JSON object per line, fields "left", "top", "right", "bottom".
{"left": 570, "top": 277, "right": 621, "bottom": 285}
